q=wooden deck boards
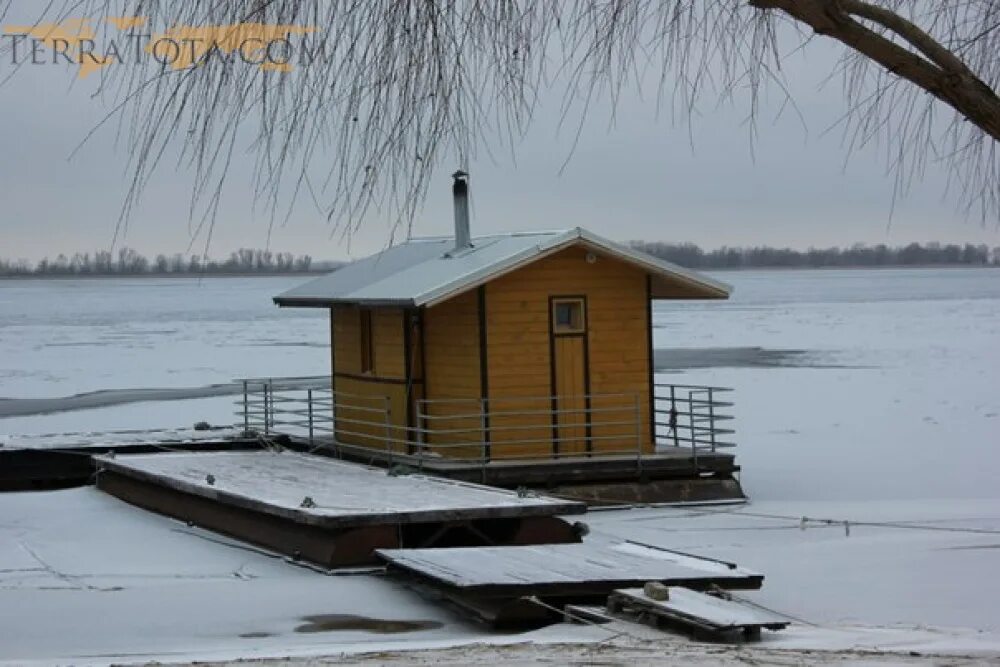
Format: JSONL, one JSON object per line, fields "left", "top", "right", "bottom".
{"left": 95, "top": 451, "right": 585, "bottom": 528}
{"left": 377, "top": 541, "right": 763, "bottom": 595}
{"left": 291, "top": 437, "right": 739, "bottom": 487}
{"left": 93, "top": 450, "right": 586, "bottom": 567}
{"left": 0, "top": 439, "right": 258, "bottom": 491}
{"left": 377, "top": 541, "right": 763, "bottom": 626}
{"left": 608, "top": 587, "right": 788, "bottom": 640}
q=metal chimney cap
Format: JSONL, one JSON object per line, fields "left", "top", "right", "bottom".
{"left": 452, "top": 170, "right": 469, "bottom": 180}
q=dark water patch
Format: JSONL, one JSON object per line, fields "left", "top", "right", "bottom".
{"left": 294, "top": 614, "right": 443, "bottom": 634}
{"left": 654, "top": 347, "right": 851, "bottom": 370}
{"left": 0, "top": 377, "right": 327, "bottom": 418}
{"left": 239, "top": 631, "right": 274, "bottom": 638}
{"left": 0, "top": 384, "right": 239, "bottom": 418}
{"left": 241, "top": 341, "right": 328, "bottom": 348}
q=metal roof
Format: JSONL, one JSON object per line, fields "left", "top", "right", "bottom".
{"left": 274, "top": 227, "right": 731, "bottom": 308}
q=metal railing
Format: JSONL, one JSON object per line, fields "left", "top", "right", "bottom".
{"left": 414, "top": 392, "right": 645, "bottom": 464}
{"left": 652, "top": 383, "right": 736, "bottom": 464}
{"left": 235, "top": 376, "right": 735, "bottom": 468}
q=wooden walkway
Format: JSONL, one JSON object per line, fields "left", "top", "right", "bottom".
{"left": 608, "top": 587, "right": 789, "bottom": 641}
{"left": 283, "top": 438, "right": 744, "bottom": 503}
{"left": 377, "top": 542, "right": 763, "bottom": 625}
{"left": 95, "top": 450, "right": 586, "bottom": 567}
{"left": 0, "top": 437, "right": 257, "bottom": 491}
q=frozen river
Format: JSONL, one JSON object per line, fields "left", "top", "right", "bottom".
{"left": 1, "top": 268, "right": 998, "bottom": 501}
{"left": 2, "top": 267, "right": 1000, "bottom": 665}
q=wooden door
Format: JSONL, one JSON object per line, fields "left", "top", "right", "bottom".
{"left": 551, "top": 297, "right": 590, "bottom": 456}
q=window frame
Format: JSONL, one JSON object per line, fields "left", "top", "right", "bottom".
{"left": 551, "top": 297, "right": 587, "bottom": 335}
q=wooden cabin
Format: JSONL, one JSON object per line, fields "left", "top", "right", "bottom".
{"left": 274, "top": 173, "right": 730, "bottom": 462}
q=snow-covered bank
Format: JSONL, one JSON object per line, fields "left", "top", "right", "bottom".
{"left": 2, "top": 488, "right": 998, "bottom": 666}
{"left": 160, "top": 636, "right": 1000, "bottom": 666}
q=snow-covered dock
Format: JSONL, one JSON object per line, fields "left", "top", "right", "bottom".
{"left": 94, "top": 450, "right": 586, "bottom": 567}
{"left": 377, "top": 542, "right": 763, "bottom": 625}
{"left": 607, "top": 587, "right": 788, "bottom": 640}
{"left": 0, "top": 429, "right": 254, "bottom": 491}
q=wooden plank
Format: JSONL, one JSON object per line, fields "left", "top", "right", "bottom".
{"left": 332, "top": 304, "right": 361, "bottom": 375}
{"left": 610, "top": 587, "right": 788, "bottom": 631}
{"left": 299, "top": 438, "right": 738, "bottom": 486}
{"left": 94, "top": 451, "right": 585, "bottom": 529}
{"left": 377, "top": 542, "right": 763, "bottom": 595}
{"left": 423, "top": 290, "right": 483, "bottom": 458}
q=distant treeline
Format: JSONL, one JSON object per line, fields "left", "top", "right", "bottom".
{"left": 629, "top": 241, "right": 999, "bottom": 269}
{"left": 0, "top": 248, "right": 326, "bottom": 276}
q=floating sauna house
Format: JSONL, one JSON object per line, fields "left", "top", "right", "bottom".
{"left": 274, "top": 172, "right": 731, "bottom": 464}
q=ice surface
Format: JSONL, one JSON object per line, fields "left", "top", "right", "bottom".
{"left": 587, "top": 499, "right": 1000, "bottom": 632}
{"left": 0, "top": 488, "right": 475, "bottom": 666}
{"left": 1, "top": 268, "right": 999, "bottom": 663}
{"left": 2, "top": 489, "right": 998, "bottom": 665}
{"left": 0, "top": 276, "right": 328, "bottom": 400}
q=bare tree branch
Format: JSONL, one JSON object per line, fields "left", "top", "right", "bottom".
{"left": 6, "top": 1, "right": 998, "bottom": 246}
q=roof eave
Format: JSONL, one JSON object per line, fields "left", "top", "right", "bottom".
{"left": 414, "top": 227, "right": 731, "bottom": 307}
{"left": 574, "top": 229, "right": 733, "bottom": 297}
{"left": 273, "top": 296, "right": 417, "bottom": 308}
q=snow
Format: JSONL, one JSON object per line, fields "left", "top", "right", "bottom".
{"left": 2, "top": 268, "right": 1000, "bottom": 664}
{"left": 653, "top": 268, "right": 1000, "bottom": 501}
{"left": 3, "top": 488, "right": 998, "bottom": 667}
{"left": 587, "top": 500, "right": 1000, "bottom": 632}
{"left": 0, "top": 488, "right": 476, "bottom": 667}
{"left": 376, "top": 542, "right": 759, "bottom": 588}
{"left": 611, "top": 586, "right": 788, "bottom": 628}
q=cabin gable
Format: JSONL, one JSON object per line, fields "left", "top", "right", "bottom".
{"left": 316, "top": 237, "right": 710, "bottom": 460}
{"left": 481, "top": 244, "right": 652, "bottom": 458}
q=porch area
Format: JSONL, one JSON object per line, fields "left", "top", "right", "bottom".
{"left": 233, "top": 377, "right": 743, "bottom": 502}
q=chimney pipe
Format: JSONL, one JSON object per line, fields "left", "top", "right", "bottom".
{"left": 452, "top": 170, "right": 471, "bottom": 251}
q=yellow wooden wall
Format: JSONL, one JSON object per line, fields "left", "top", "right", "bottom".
{"left": 330, "top": 305, "right": 412, "bottom": 452}
{"left": 421, "top": 290, "right": 485, "bottom": 459}
{"left": 483, "top": 245, "right": 651, "bottom": 458}
{"left": 329, "top": 243, "right": 653, "bottom": 460}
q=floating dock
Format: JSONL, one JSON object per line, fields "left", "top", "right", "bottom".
{"left": 0, "top": 434, "right": 256, "bottom": 491}
{"left": 377, "top": 541, "right": 763, "bottom": 625}
{"left": 94, "top": 450, "right": 586, "bottom": 567}
{"left": 288, "top": 439, "right": 744, "bottom": 505}
{"left": 607, "top": 586, "right": 789, "bottom": 640}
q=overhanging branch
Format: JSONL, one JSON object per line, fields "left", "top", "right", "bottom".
{"left": 749, "top": 0, "right": 1000, "bottom": 142}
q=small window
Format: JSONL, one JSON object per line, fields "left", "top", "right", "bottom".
{"left": 359, "top": 308, "right": 375, "bottom": 373}
{"left": 552, "top": 298, "right": 586, "bottom": 334}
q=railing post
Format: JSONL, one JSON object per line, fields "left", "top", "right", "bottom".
{"left": 415, "top": 400, "right": 424, "bottom": 447}
{"left": 480, "top": 397, "right": 489, "bottom": 480}
{"left": 688, "top": 390, "right": 698, "bottom": 468}
{"left": 634, "top": 393, "right": 643, "bottom": 475}
{"left": 242, "top": 380, "right": 249, "bottom": 434}
{"left": 670, "top": 385, "right": 679, "bottom": 448}
{"left": 263, "top": 382, "right": 270, "bottom": 435}
{"left": 307, "top": 388, "right": 314, "bottom": 446}
{"left": 384, "top": 396, "right": 393, "bottom": 470}
{"left": 708, "top": 387, "right": 716, "bottom": 452}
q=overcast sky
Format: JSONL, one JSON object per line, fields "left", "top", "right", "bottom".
{"left": 1, "top": 7, "right": 998, "bottom": 263}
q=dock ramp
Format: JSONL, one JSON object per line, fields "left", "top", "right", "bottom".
{"left": 377, "top": 542, "right": 763, "bottom": 625}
